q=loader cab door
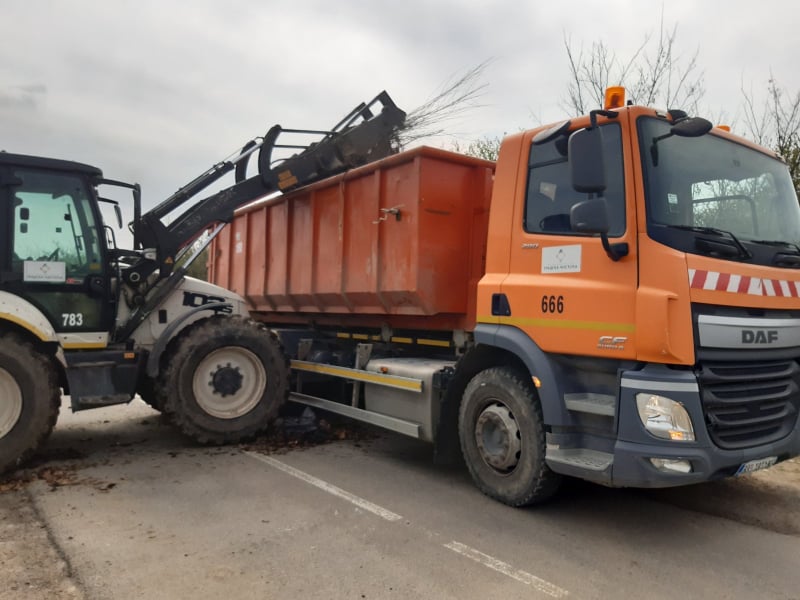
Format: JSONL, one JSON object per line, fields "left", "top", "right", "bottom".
{"left": 1, "top": 167, "right": 113, "bottom": 345}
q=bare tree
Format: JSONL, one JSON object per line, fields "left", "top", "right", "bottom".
{"left": 563, "top": 11, "right": 704, "bottom": 115}
{"left": 741, "top": 76, "right": 800, "bottom": 191}
{"left": 452, "top": 135, "right": 503, "bottom": 162}
{"left": 398, "top": 60, "right": 492, "bottom": 147}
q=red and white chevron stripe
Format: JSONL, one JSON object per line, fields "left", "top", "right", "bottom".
{"left": 688, "top": 269, "right": 800, "bottom": 297}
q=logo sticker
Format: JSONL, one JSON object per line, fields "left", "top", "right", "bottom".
{"left": 542, "top": 245, "right": 581, "bottom": 274}
{"left": 23, "top": 261, "right": 66, "bottom": 283}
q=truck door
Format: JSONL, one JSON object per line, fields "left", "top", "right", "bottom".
{"left": 503, "top": 119, "right": 638, "bottom": 362}
{"left": 1, "top": 167, "right": 113, "bottom": 345}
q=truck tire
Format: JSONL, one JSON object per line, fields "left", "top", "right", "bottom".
{"left": 459, "top": 366, "right": 562, "bottom": 506}
{"left": 161, "top": 316, "right": 288, "bottom": 444}
{"left": 0, "top": 334, "right": 60, "bottom": 474}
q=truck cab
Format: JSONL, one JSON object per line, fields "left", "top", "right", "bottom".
{"left": 477, "top": 97, "right": 800, "bottom": 487}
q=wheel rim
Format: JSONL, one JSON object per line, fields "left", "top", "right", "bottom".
{"left": 192, "top": 347, "right": 267, "bottom": 419}
{"left": 474, "top": 401, "right": 522, "bottom": 473}
{"left": 0, "top": 367, "right": 23, "bottom": 439}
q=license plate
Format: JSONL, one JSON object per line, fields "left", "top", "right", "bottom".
{"left": 735, "top": 456, "right": 778, "bottom": 476}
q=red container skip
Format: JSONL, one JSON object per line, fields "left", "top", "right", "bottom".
{"left": 209, "top": 146, "right": 494, "bottom": 332}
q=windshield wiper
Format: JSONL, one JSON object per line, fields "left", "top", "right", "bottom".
{"left": 748, "top": 239, "right": 800, "bottom": 252}
{"left": 665, "top": 224, "right": 753, "bottom": 259}
{"left": 746, "top": 240, "right": 800, "bottom": 267}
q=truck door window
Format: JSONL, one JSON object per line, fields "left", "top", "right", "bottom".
{"left": 524, "top": 123, "right": 625, "bottom": 236}
{"left": 11, "top": 169, "right": 102, "bottom": 282}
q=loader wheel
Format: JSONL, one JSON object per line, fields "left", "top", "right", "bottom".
{"left": 162, "top": 316, "right": 288, "bottom": 444}
{"left": 0, "top": 334, "right": 60, "bottom": 474}
{"left": 459, "top": 366, "right": 561, "bottom": 506}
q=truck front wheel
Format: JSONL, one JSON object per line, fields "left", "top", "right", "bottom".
{"left": 0, "top": 334, "right": 60, "bottom": 474}
{"left": 161, "top": 316, "right": 288, "bottom": 444}
{"left": 459, "top": 366, "right": 561, "bottom": 506}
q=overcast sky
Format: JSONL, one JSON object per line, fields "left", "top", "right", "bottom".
{"left": 1, "top": 0, "right": 798, "bottom": 223}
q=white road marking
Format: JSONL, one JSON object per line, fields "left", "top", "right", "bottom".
{"left": 244, "top": 451, "right": 403, "bottom": 522}
{"left": 444, "top": 541, "right": 569, "bottom": 598}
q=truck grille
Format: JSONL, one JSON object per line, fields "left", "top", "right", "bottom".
{"left": 696, "top": 360, "right": 800, "bottom": 449}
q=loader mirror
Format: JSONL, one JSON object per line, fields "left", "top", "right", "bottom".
{"left": 568, "top": 127, "right": 606, "bottom": 194}
{"left": 20, "top": 207, "right": 29, "bottom": 221}
{"left": 114, "top": 204, "right": 123, "bottom": 229}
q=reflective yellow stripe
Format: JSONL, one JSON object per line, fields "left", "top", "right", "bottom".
{"left": 336, "top": 332, "right": 351, "bottom": 339}
{"left": 477, "top": 315, "right": 636, "bottom": 333}
{"left": 62, "top": 342, "right": 109, "bottom": 349}
{"left": 417, "top": 338, "right": 451, "bottom": 348}
{"left": 390, "top": 336, "right": 413, "bottom": 344}
{"left": 352, "top": 333, "right": 369, "bottom": 340}
{"left": 291, "top": 360, "right": 423, "bottom": 392}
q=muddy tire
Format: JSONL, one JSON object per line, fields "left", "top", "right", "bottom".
{"left": 459, "top": 366, "right": 561, "bottom": 506}
{"left": 161, "top": 316, "right": 288, "bottom": 444}
{"left": 0, "top": 334, "right": 60, "bottom": 474}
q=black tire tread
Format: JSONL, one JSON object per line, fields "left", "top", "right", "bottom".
{"left": 160, "top": 316, "right": 288, "bottom": 445}
{"left": 0, "top": 333, "right": 60, "bottom": 474}
{"left": 460, "top": 366, "right": 561, "bottom": 507}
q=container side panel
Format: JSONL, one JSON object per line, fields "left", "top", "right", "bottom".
{"left": 377, "top": 159, "right": 423, "bottom": 313}
{"left": 245, "top": 205, "right": 270, "bottom": 309}
{"left": 288, "top": 194, "right": 314, "bottom": 309}
{"left": 228, "top": 215, "right": 248, "bottom": 297}
{"left": 266, "top": 201, "right": 292, "bottom": 310}
{"left": 342, "top": 171, "right": 382, "bottom": 311}
{"left": 209, "top": 228, "right": 228, "bottom": 289}
{"left": 312, "top": 184, "right": 349, "bottom": 312}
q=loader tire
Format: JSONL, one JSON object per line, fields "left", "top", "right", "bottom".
{"left": 459, "top": 366, "right": 562, "bottom": 506}
{"left": 0, "top": 334, "right": 60, "bottom": 474}
{"left": 162, "top": 316, "right": 288, "bottom": 445}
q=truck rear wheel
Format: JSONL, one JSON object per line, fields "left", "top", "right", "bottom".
{"left": 0, "top": 334, "right": 60, "bottom": 474}
{"left": 161, "top": 316, "right": 288, "bottom": 444}
{"left": 459, "top": 366, "right": 561, "bottom": 506}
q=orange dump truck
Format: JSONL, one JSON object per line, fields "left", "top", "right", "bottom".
{"left": 210, "top": 90, "right": 800, "bottom": 506}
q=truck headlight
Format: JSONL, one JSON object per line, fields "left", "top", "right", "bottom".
{"left": 636, "top": 393, "right": 695, "bottom": 442}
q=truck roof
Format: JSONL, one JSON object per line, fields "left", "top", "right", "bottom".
{"left": 0, "top": 151, "right": 102, "bottom": 177}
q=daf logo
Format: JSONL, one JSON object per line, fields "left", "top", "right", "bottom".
{"left": 742, "top": 329, "right": 778, "bottom": 344}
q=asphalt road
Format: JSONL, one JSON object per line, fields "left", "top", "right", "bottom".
{"left": 7, "top": 398, "right": 800, "bottom": 599}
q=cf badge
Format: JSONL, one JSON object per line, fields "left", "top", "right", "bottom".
{"left": 598, "top": 336, "right": 627, "bottom": 351}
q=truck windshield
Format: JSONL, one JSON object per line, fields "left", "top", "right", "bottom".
{"left": 639, "top": 116, "right": 800, "bottom": 264}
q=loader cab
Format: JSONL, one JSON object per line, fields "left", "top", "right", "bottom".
{"left": 0, "top": 154, "right": 115, "bottom": 342}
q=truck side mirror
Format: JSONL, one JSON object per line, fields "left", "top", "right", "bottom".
{"left": 571, "top": 198, "right": 629, "bottom": 262}
{"left": 570, "top": 198, "right": 609, "bottom": 234}
{"left": 568, "top": 128, "right": 606, "bottom": 194}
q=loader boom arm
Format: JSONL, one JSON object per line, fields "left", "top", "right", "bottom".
{"left": 130, "top": 91, "right": 406, "bottom": 279}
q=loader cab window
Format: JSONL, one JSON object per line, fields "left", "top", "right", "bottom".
{"left": 524, "top": 123, "right": 625, "bottom": 236}
{"left": 11, "top": 169, "right": 103, "bottom": 283}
